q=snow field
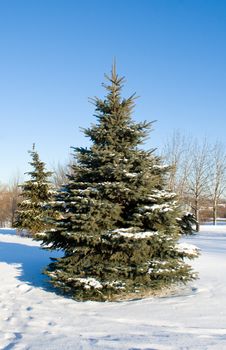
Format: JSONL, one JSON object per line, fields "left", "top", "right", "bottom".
{"left": 0, "top": 226, "right": 226, "bottom": 349}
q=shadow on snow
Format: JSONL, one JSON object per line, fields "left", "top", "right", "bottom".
{"left": 0, "top": 239, "right": 63, "bottom": 294}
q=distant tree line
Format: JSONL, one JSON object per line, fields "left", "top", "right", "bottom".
{"left": 162, "top": 131, "right": 226, "bottom": 231}
{"left": 0, "top": 176, "right": 21, "bottom": 227}
{"left": 1, "top": 134, "right": 225, "bottom": 234}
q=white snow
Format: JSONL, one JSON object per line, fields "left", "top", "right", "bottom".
{"left": 1, "top": 225, "right": 226, "bottom": 349}
{"left": 148, "top": 190, "right": 177, "bottom": 200}
{"left": 75, "top": 277, "right": 103, "bottom": 290}
{"left": 112, "top": 227, "right": 159, "bottom": 238}
{"left": 122, "top": 170, "right": 138, "bottom": 178}
{"left": 143, "top": 203, "right": 174, "bottom": 212}
{"left": 175, "top": 242, "right": 200, "bottom": 257}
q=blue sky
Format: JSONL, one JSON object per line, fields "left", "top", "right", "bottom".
{"left": 0, "top": 0, "right": 225, "bottom": 183}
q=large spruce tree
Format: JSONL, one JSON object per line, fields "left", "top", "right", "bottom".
{"left": 41, "top": 65, "right": 198, "bottom": 301}
{"left": 14, "top": 145, "right": 54, "bottom": 237}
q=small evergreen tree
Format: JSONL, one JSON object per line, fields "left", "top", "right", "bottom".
{"left": 41, "top": 65, "right": 199, "bottom": 301}
{"left": 14, "top": 145, "right": 54, "bottom": 237}
{"left": 178, "top": 211, "right": 197, "bottom": 235}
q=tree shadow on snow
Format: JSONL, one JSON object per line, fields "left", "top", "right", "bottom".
{"left": 0, "top": 240, "right": 63, "bottom": 294}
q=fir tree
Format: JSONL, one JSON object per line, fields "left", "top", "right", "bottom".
{"left": 41, "top": 65, "right": 199, "bottom": 301}
{"left": 14, "top": 145, "right": 54, "bottom": 237}
{"left": 178, "top": 211, "right": 197, "bottom": 235}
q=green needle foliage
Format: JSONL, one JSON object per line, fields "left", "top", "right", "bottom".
{"left": 178, "top": 211, "right": 197, "bottom": 235}
{"left": 41, "top": 65, "right": 199, "bottom": 301}
{"left": 14, "top": 145, "right": 54, "bottom": 237}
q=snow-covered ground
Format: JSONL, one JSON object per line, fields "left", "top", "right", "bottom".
{"left": 0, "top": 226, "right": 226, "bottom": 350}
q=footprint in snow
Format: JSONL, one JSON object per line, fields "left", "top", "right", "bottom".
{"left": 16, "top": 284, "right": 32, "bottom": 293}
{"left": 26, "top": 306, "right": 33, "bottom": 311}
{"left": 1, "top": 332, "right": 22, "bottom": 350}
{"left": 0, "top": 331, "right": 20, "bottom": 346}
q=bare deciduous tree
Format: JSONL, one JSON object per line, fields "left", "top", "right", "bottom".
{"left": 181, "top": 139, "right": 210, "bottom": 231}
{"left": 208, "top": 142, "right": 226, "bottom": 225}
{"left": 162, "top": 133, "right": 221, "bottom": 231}
{"left": 8, "top": 173, "right": 23, "bottom": 226}
{"left": 162, "top": 131, "right": 193, "bottom": 202}
{"left": 0, "top": 185, "right": 11, "bottom": 227}
{"left": 51, "top": 161, "right": 71, "bottom": 188}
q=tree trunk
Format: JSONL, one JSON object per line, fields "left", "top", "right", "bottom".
{"left": 213, "top": 199, "right": 217, "bottom": 225}
{"left": 194, "top": 199, "right": 200, "bottom": 232}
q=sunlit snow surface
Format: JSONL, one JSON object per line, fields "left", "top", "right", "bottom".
{"left": 0, "top": 226, "right": 226, "bottom": 349}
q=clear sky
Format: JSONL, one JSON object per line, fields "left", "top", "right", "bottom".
{"left": 0, "top": 0, "right": 225, "bottom": 183}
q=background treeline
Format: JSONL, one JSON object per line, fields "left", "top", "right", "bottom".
{"left": 0, "top": 133, "right": 226, "bottom": 231}
{"left": 0, "top": 176, "right": 21, "bottom": 227}
{"left": 162, "top": 132, "right": 226, "bottom": 230}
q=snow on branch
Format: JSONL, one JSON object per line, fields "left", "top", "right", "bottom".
{"left": 73, "top": 277, "right": 103, "bottom": 290}
{"left": 175, "top": 243, "right": 200, "bottom": 257}
{"left": 111, "top": 227, "right": 159, "bottom": 239}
